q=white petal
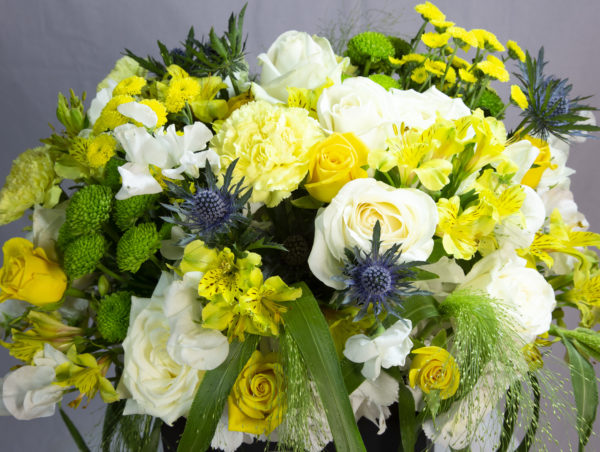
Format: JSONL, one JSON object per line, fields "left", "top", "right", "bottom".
{"left": 2, "top": 366, "right": 63, "bottom": 420}
{"left": 115, "top": 163, "right": 163, "bottom": 200}
{"left": 343, "top": 334, "right": 378, "bottom": 364}
{"left": 118, "top": 101, "right": 158, "bottom": 128}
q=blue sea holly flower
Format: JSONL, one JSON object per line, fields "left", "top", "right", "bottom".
{"left": 333, "top": 222, "right": 427, "bottom": 319}
{"left": 162, "top": 159, "right": 252, "bottom": 245}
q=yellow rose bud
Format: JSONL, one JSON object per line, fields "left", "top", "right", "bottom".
{"left": 228, "top": 350, "right": 285, "bottom": 435}
{"left": 0, "top": 238, "right": 67, "bottom": 306}
{"left": 408, "top": 346, "right": 460, "bottom": 399}
{"left": 304, "top": 132, "right": 369, "bottom": 203}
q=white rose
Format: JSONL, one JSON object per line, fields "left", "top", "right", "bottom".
{"left": 460, "top": 248, "right": 556, "bottom": 343}
{"left": 317, "top": 77, "right": 396, "bottom": 150}
{"left": 389, "top": 86, "right": 471, "bottom": 130}
{"left": 254, "top": 31, "right": 349, "bottom": 103}
{"left": 343, "top": 319, "right": 413, "bottom": 380}
{"left": 308, "top": 178, "right": 438, "bottom": 289}
{"left": 119, "top": 273, "right": 204, "bottom": 425}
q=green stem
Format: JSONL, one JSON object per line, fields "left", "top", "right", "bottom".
{"left": 149, "top": 254, "right": 163, "bottom": 272}
{"left": 65, "top": 287, "right": 90, "bottom": 300}
{"left": 362, "top": 59, "right": 372, "bottom": 77}
{"left": 410, "top": 21, "right": 428, "bottom": 52}
{"left": 97, "top": 263, "right": 126, "bottom": 283}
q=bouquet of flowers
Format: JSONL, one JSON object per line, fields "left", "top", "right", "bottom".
{"left": 1, "top": 2, "right": 600, "bottom": 450}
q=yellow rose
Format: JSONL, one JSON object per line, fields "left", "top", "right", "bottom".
{"left": 304, "top": 132, "right": 369, "bottom": 203}
{"left": 0, "top": 238, "right": 67, "bottom": 306}
{"left": 228, "top": 350, "right": 285, "bottom": 435}
{"left": 408, "top": 346, "right": 460, "bottom": 399}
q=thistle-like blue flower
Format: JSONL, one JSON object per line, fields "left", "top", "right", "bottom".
{"left": 515, "top": 47, "right": 599, "bottom": 141}
{"left": 162, "top": 160, "right": 251, "bottom": 245}
{"left": 333, "top": 222, "right": 427, "bottom": 319}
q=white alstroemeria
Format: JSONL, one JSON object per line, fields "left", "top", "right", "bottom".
{"left": 32, "top": 202, "right": 67, "bottom": 261}
{"left": 540, "top": 187, "right": 589, "bottom": 230}
{"left": 344, "top": 319, "right": 413, "bottom": 381}
{"left": 116, "top": 163, "right": 163, "bottom": 200}
{"left": 350, "top": 371, "right": 399, "bottom": 434}
{"left": 495, "top": 185, "right": 545, "bottom": 250}
{"left": 1, "top": 344, "right": 68, "bottom": 420}
{"left": 537, "top": 137, "right": 575, "bottom": 192}
{"left": 117, "top": 101, "right": 158, "bottom": 128}
{"left": 501, "top": 140, "right": 540, "bottom": 185}
{"left": 114, "top": 121, "right": 218, "bottom": 199}
{"left": 164, "top": 272, "right": 229, "bottom": 370}
{"left": 88, "top": 79, "right": 117, "bottom": 125}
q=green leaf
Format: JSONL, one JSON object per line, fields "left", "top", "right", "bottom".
{"left": 59, "top": 408, "right": 91, "bottom": 452}
{"left": 101, "top": 400, "right": 124, "bottom": 452}
{"left": 431, "top": 329, "right": 447, "bottom": 348}
{"left": 177, "top": 336, "right": 259, "bottom": 452}
{"left": 290, "top": 195, "right": 324, "bottom": 209}
{"left": 497, "top": 384, "right": 519, "bottom": 452}
{"left": 283, "top": 283, "right": 366, "bottom": 452}
{"left": 397, "top": 384, "right": 417, "bottom": 452}
{"left": 341, "top": 358, "right": 365, "bottom": 394}
{"left": 401, "top": 295, "right": 440, "bottom": 325}
{"left": 561, "top": 335, "right": 598, "bottom": 449}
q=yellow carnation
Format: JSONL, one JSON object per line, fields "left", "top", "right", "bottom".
{"left": 210, "top": 101, "right": 324, "bottom": 207}
{"left": 0, "top": 147, "right": 58, "bottom": 225}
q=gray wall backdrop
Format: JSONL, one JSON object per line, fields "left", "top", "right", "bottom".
{"left": 1, "top": 0, "right": 599, "bottom": 450}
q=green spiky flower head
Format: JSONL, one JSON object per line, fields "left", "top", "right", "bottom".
{"left": 63, "top": 233, "right": 106, "bottom": 280}
{"left": 113, "top": 194, "right": 158, "bottom": 231}
{"left": 65, "top": 185, "right": 113, "bottom": 235}
{"left": 116, "top": 223, "right": 161, "bottom": 273}
{"left": 346, "top": 31, "right": 395, "bottom": 66}
{"left": 97, "top": 291, "right": 133, "bottom": 342}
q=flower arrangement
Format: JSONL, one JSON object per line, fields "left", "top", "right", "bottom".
{"left": 1, "top": 2, "right": 600, "bottom": 451}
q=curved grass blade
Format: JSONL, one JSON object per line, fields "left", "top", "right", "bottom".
{"left": 283, "top": 283, "right": 366, "bottom": 452}
{"left": 177, "top": 336, "right": 259, "bottom": 452}
{"left": 515, "top": 373, "right": 541, "bottom": 452}
{"left": 59, "top": 407, "right": 91, "bottom": 452}
{"left": 398, "top": 383, "right": 417, "bottom": 452}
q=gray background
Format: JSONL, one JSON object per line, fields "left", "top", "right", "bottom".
{"left": 1, "top": 0, "right": 599, "bottom": 450}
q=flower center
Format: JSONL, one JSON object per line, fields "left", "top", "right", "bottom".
{"left": 192, "top": 189, "right": 229, "bottom": 226}
{"left": 360, "top": 264, "right": 393, "bottom": 296}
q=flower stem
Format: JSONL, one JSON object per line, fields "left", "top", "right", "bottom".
{"left": 97, "top": 263, "right": 126, "bottom": 283}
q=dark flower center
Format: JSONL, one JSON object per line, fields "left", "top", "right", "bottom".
{"left": 360, "top": 265, "right": 393, "bottom": 296}
{"left": 191, "top": 189, "right": 229, "bottom": 226}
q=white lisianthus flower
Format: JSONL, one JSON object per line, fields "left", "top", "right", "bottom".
{"left": 1, "top": 344, "right": 68, "bottom": 420}
{"left": 495, "top": 185, "right": 545, "bottom": 250}
{"left": 88, "top": 80, "right": 117, "bottom": 125}
{"left": 308, "top": 178, "right": 438, "bottom": 289}
{"left": 460, "top": 248, "right": 556, "bottom": 343}
{"left": 350, "top": 371, "right": 399, "bottom": 434}
{"left": 114, "top": 122, "right": 219, "bottom": 199}
{"left": 117, "top": 101, "right": 159, "bottom": 129}
{"left": 343, "top": 319, "right": 413, "bottom": 380}
{"left": 119, "top": 273, "right": 205, "bottom": 425}
{"left": 317, "top": 77, "right": 396, "bottom": 150}
{"left": 253, "top": 31, "right": 349, "bottom": 103}
{"left": 164, "top": 272, "right": 229, "bottom": 371}
{"left": 389, "top": 86, "right": 471, "bottom": 130}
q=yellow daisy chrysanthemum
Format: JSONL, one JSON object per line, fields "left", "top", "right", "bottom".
{"left": 411, "top": 67, "right": 429, "bottom": 84}
{"left": 421, "top": 32, "right": 450, "bottom": 48}
{"left": 165, "top": 77, "right": 201, "bottom": 113}
{"left": 430, "top": 19, "right": 455, "bottom": 31}
{"left": 93, "top": 95, "right": 134, "bottom": 134}
{"left": 450, "top": 56, "right": 469, "bottom": 69}
{"left": 414, "top": 2, "right": 445, "bottom": 22}
{"left": 87, "top": 135, "right": 117, "bottom": 168}
{"left": 139, "top": 99, "right": 168, "bottom": 128}
{"left": 471, "top": 29, "right": 505, "bottom": 52}
{"left": 510, "top": 85, "right": 529, "bottom": 110}
{"left": 447, "top": 26, "right": 479, "bottom": 49}
{"left": 390, "top": 53, "right": 427, "bottom": 66}
{"left": 458, "top": 68, "right": 477, "bottom": 83}
{"left": 424, "top": 60, "right": 447, "bottom": 77}
{"left": 112, "top": 76, "right": 147, "bottom": 96}
{"left": 507, "top": 40, "right": 526, "bottom": 62}
{"left": 476, "top": 55, "right": 509, "bottom": 82}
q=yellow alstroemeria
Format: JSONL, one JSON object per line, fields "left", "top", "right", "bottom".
{"left": 436, "top": 196, "right": 494, "bottom": 260}
{"left": 474, "top": 170, "right": 526, "bottom": 223}
{"left": 189, "top": 76, "right": 229, "bottom": 122}
{"left": 287, "top": 78, "right": 334, "bottom": 119}
{"left": 459, "top": 111, "right": 507, "bottom": 175}
{"left": 54, "top": 347, "right": 118, "bottom": 408}
{"left": 520, "top": 136, "right": 556, "bottom": 188}
{"left": 180, "top": 240, "right": 261, "bottom": 304}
